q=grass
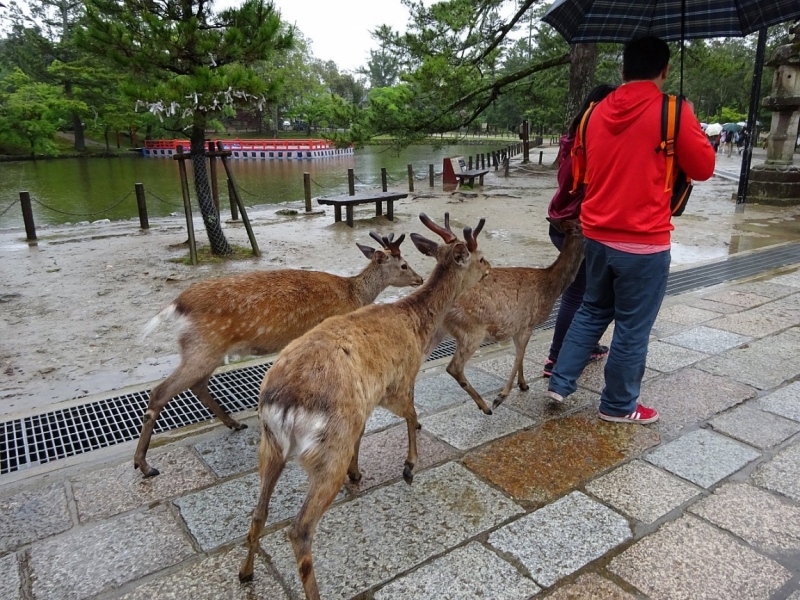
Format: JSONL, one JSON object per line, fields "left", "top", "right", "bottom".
{"left": 169, "top": 243, "right": 259, "bottom": 265}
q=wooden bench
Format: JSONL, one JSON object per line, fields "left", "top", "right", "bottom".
{"left": 317, "top": 191, "right": 409, "bottom": 227}
{"left": 454, "top": 169, "right": 490, "bottom": 187}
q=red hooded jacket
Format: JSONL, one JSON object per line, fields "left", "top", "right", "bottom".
{"left": 580, "top": 81, "right": 716, "bottom": 245}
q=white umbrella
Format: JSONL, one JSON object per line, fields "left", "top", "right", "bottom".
{"left": 705, "top": 123, "right": 723, "bottom": 136}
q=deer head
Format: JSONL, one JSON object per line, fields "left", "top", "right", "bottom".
{"left": 356, "top": 232, "right": 424, "bottom": 287}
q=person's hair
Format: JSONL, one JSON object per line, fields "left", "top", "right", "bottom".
{"left": 622, "top": 36, "right": 670, "bottom": 81}
{"left": 568, "top": 84, "right": 618, "bottom": 135}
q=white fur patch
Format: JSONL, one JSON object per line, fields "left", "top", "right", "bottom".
{"left": 261, "top": 404, "right": 328, "bottom": 460}
{"left": 141, "top": 303, "right": 189, "bottom": 341}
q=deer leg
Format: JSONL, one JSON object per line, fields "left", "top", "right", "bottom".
{"left": 402, "top": 411, "right": 419, "bottom": 484}
{"left": 239, "top": 429, "right": 286, "bottom": 583}
{"left": 133, "top": 357, "right": 215, "bottom": 477}
{"left": 191, "top": 376, "right": 247, "bottom": 431}
{"left": 347, "top": 425, "right": 366, "bottom": 482}
{"left": 446, "top": 329, "right": 492, "bottom": 414}
{"left": 289, "top": 455, "right": 350, "bottom": 600}
{"left": 494, "top": 330, "right": 534, "bottom": 409}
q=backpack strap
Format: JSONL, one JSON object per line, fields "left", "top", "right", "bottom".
{"left": 570, "top": 101, "right": 597, "bottom": 194}
{"left": 659, "top": 94, "right": 682, "bottom": 193}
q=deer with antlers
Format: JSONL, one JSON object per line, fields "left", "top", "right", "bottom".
{"left": 135, "top": 234, "right": 423, "bottom": 478}
{"left": 238, "top": 213, "right": 489, "bottom": 600}
{"left": 437, "top": 219, "right": 585, "bottom": 413}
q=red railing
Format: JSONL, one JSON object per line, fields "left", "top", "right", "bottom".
{"left": 143, "top": 138, "right": 340, "bottom": 151}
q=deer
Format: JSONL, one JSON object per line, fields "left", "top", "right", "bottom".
{"left": 238, "top": 213, "right": 489, "bottom": 600}
{"left": 436, "top": 219, "right": 585, "bottom": 414}
{"left": 134, "top": 233, "right": 423, "bottom": 478}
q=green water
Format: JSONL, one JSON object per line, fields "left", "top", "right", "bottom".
{"left": 0, "top": 143, "right": 504, "bottom": 229}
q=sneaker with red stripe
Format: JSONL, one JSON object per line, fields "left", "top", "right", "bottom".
{"left": 598, "top": 404, "right": 659, "bottom": 424}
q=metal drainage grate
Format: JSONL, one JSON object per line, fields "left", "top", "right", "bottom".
{"left": 2, "top": 243, "right": 799, "bottom": 475}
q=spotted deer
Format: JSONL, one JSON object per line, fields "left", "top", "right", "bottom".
{"left": 135, "top": 234, "right": 423, "bottom": 478}
{"left": 437, "top": 220, "right": 585, "bottom": 413}
{"left": 238, "top": 213, "right": 489, "bottom": 600}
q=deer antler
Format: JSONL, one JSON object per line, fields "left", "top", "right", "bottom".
{"left": 385, "top": 234, "right": 405, "bottom": 256}
{"left": 464, "top": 218, "right": 485, "bottom": 252}
{"left": 369, "top": 231, "right": 387, "bottom": 248}
{"left": 419, "top": 213, "right": 457, "bottom": 244}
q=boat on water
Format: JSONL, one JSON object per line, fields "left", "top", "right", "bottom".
{"left": 142, "top": 138, "right": 353, "bottom": 160}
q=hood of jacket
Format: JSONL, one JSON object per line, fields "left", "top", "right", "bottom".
{"left": 598, "top": 81, "right": 663, "bottom": 136}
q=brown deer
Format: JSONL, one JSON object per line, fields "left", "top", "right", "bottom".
{"left": 437, "top": 220, "right": 584, "bottom": 413}
{"left": 238, "top": 213, "right": 489, "bottom": 600}
{"left": 135, "top": 234, "right": 423, "bottom": 478}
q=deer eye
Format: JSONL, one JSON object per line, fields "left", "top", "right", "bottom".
{"left": 401, "top": 263, "right": 408, "bottom": 269}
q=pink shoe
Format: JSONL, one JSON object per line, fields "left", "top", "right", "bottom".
{"left": 598, "top": 404, "right": 659, "bottom": 424}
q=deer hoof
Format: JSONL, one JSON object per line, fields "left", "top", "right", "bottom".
{"left": 238, "top": 571, "right": 254, "bottom": 583}
{"left": 492, "top": 395, "right": 507, "bottom": 410}
{"left": 347, "top": 471, "right": 362, "bottom": 483}
{"left": 519, "top": 382, "right": 529, "bottom": 391}
{"left": 142, "top": 466, "right": 160, "bottom": 478}
{"left": 481, "top": 406, "right": 493, "bottom": 415}
{"left": 416, "top": 422, "right": 422, "bottom": 430}
{"left": 230, "top": 422, "right": 248, "bottom": 431}
{"left": 403, "top": 463, "right": 415, "bottom": 484}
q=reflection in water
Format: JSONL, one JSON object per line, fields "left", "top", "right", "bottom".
{"left": 0, "top": 143, "right": 503, "bottom": 228}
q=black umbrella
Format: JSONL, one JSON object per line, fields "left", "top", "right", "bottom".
{"left": 542, "top": 0, "right": 800, "bottom": 205}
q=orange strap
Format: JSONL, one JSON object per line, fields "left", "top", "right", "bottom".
{"left": 663, "top": 95, "right": 678, "bottom": 193}
{"left": 570, "top": 101, "right": 597, "bottom": 194}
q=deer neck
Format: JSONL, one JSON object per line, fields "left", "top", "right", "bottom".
{"left": 549, "top": 235, "right": 585, "bottom": 296}
{"left": 399, "top": 261, "right": 463, "bottom": 342}
{"left": 349, "top": 261, "right": 387, "bottom": 307}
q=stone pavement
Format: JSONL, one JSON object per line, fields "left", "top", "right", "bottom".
{"left": 2, "top": 263, "right": 800, "bottom": 600}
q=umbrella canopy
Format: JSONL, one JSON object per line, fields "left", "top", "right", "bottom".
{"left": 542, "top": 0, "right": 800, "bottom": 43}
{"left": 722, "top": 122, "right": 743, "bottom": 132}
{"left": 705, "top": 123, "right": 723, "bottom": 136}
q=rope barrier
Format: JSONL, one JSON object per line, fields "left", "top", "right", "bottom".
{"left": 353, "top": 173, "right": 379, "bottom": 186}
{"left": 236, "top": 184, "right": 264, "bottom": 200}
{"left": 29, "top": 191, "right": 134, "bottom": 218}
{"left": 309, "top": 177, "right": 339, "bottom": 190}
{"left": 145, "top": 189, "right": 185, "bottom": 209}
{"left": 0, "top": 198, "right": 19, "bottom": 219}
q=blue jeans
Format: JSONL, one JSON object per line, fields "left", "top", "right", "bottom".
{"left": 548, "top": 238, "right": 670, "bottom": 416}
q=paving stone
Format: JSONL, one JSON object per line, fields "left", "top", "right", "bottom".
{"left": 346, "top": 426, "right": 457, "bottom": 493}
{"left": 585, "top": 460, "right": 701, "bottom": 524}
{"left": 413, "top": 368, "right": 506, "bottom": 414}
{"left": 420, "top": 403, "right": 534, "bottom": 451}
{"left": 645, "top": 429, "right": 760, "bottom": 488}
{"left": 0, "top": 483, "right": 72, "bottom": 553}
{"left": 702, "top": 289, "right": 773, "bottom": 308}
{"left": 500, "top": 375, "right": 597, "bottom": 422}
{"left": 194, "top": 423, "right": 260, "bottom": 477}
{"left": 684, "top": 297, "right": 748, "bottom": 314}
{"left": 488, "top": 491, "right": 631, "bottom": 588}
{"left": 610, "top": 515, "right": 791, "bottom": 599}
{"left": 760, "top": 381, "right": 800, "bottom": 422}
{"left": 260, "top": 462, "right": 523, "bottom": 600}
{"left": 689, "top": 483, "right": 800, "bottom": 554}
{"left": 640, "top": 368, "right": 756, "bottom": 437}
{"left": 787, "top": 592, "right": 800, "bottom": 600}
{"left": 661, "top": 325, "right": 751, "bottom": 354}
{"left": 650, "top": 319, "right": 690, "bottom": 338}
{"left": 751, "top": 441, "right": 800, "bottom": 501}
{"left": 29, "top": 505, "right": 194, "bottom": 600}
{"left": 464, "top": 410, "right": 659, "bottom": 504}
{"left": 645, "top": 341, "right": 708, "bottom": 373}
{"left": 729, "top": 280, "right": 798, "bottom": 299}
{"left": 709, "top": 404, "right": 800, "bottom": 449}
{"left": 697, "top": 327, "right": 800, "bottom": 390}
{"left": 767, "top": 268, "right": 800, "bottom": 288}
{"left": 546, "top": 573, "right": 637, "bottom": 600}
{"left": 174, "top": 463, "right": 347, "bottom": 551}
{"left": 656, "top": 304, "right": 721, "bottom": 325}
{"left": 118, "top": 545, "right": 288, "bottom": 600}
{"left": 373, "top": 542, "right": 540, "bottom": 600}
{"left": 576, "top": 358, "right": 659, "bottom": 395}
{"left": 71, "top": 446, "right": 216, "bottom": 523}
{"left": 0, "top": 553, "right": 21, "bottom": 600}
{"left": 365, "top": 406, "right": 404, "bottom": 434}
{"left": 707, "top": 297, "right": 800, "bottom": 337}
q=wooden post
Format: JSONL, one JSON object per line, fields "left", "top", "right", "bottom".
{"left": 19, "top": 191, "right": 36, "bottom": 241}
{"left": 134, "top": 183, "right": 149, "bottom": 230}
{"left": 303, "top": 173, "right": 313, "bottom": 212}
{"left": 379, "top": 168, "right": 387, "bottom": 216}
{"left": 226, "top": 179, "right": 239, "bottom": 221}
{"left": 216, "top": 141, "right": 260, "bottom": 257}
{"left": 407, "top": 164, "right": 414, "bottom": 192}
{"left": 539, "top": 150, "right": 543, "bottom": 165}
{"left": 348, "top": 168, "right": 355, "bottom": 195}
{"left": 468, "top": 156, "right": 473, "bottom": 170}
{"left": 207, "top": 141, "right": 220, "bottom": 212}
{"left": 175, "top": 146, "right": 198, "bottom": 265}
{"left": 504, "top": 156, "right": 510, "bottom": 177}
{"left": 429, "top": 164, "right": 434, "bottom": 187}
{"left": 481, "top": 153, "right": 485, "bottom": 168}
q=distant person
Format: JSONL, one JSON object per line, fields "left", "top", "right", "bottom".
{"left": 546, "top": 36, "right": 716, "bottom": 424}
{"left": 736, "top": 128, "right": 747, "bottom": 154}
{"left": 543, "top": 84, "right": 617, "bottom": 378}
{"left": 725, "top": 130, "right": 735, "bottom": 157}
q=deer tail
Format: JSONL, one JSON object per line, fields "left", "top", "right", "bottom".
{"left": 141, "top": 303, "right": 179, "bottom": 341}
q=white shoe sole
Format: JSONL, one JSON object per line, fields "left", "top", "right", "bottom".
{"left": 545, "top": 390, "right": 565, "bottom": 403}
{"left": 598, "top": 411, "right": 659, "bottom": 424}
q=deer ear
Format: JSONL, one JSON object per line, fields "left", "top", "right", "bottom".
{"left": 356, "top": 243, "right": 375, "bottom": 259}
{"left": 453, "top": 242, "right": 470, "bottom": 265}
{"left": 410, "top": 233, "right": 438, "bottom": 257}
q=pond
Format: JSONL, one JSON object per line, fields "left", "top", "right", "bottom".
{"left": 0, "top": 143, "right": 507, "bottom": 229}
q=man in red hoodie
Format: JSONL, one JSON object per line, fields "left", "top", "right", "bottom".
{"left": 546, "top": 37, "right": 716, "bottom": 423}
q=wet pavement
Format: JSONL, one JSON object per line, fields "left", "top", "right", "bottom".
{"left": 1, "top": 261, "right": 800, "bottom": 599}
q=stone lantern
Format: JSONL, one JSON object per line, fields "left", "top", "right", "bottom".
{"left": 748, "top": 21, "right": 800, "bottom": 206}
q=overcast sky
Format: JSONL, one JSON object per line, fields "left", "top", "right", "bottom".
{"left": 219, "top": 0, "right": 412, "bottom": 73}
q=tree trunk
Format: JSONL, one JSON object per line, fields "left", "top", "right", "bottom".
{"left": 191, "top": 114, "right": 232, "bottom": 256}
{"left": 63, "top": 81, "right": 86, "bottom": 152}
{"left": 104, "top": 125, "right": 110, "bottom": 152}
{"left": 564, "top": 43, "right": 598, "bottom": 132}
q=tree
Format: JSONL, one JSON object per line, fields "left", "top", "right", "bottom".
{"left": 79, "top": 0, "right": 293, "bottom": 255}
{"left": 358, "top": 25, "right": 402, "bottom": 89}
